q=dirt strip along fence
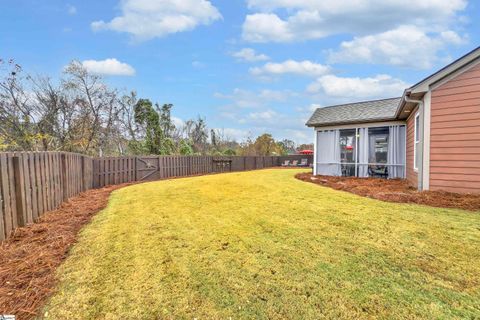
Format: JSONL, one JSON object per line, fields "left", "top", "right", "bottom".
{"left": 0, "top": 153, "right": 312, "bottom": 240}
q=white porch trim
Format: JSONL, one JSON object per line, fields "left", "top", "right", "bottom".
{"left": 314, "top": 120, "right": 406, "bottom": 132}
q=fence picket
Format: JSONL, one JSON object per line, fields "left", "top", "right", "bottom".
{"left": 0, "top": 154, "right": 11, "bottom": 239}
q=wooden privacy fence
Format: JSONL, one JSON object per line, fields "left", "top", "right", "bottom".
{"left": 0, "top": 152, "right": 93, "bottom": 241}
{"left": 91, "top": 155, "right": 290, "bottom": 188}
{"left": 0, "top": 153, "right": 312, "bottom": 240}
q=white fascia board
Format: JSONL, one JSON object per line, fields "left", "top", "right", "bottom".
{"left": 314, "top": 121, "right": 405, "bottom": 131}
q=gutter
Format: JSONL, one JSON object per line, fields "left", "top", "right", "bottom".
{"left": 306, "top": 117, "right": 400, "bottom": 128}
{"left": 403, "top": 95, "right": 423, "bottom": 108}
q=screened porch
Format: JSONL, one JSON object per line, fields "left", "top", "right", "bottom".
{"left": 315, "top": 125, "right": 406, "bottom": 179}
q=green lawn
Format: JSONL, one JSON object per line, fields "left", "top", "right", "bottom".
{"left": 43, "top": 169, "right": 480, "bottom": 319}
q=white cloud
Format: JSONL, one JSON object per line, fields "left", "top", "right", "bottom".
{"left": 213, "top": 87, "right": 311, "bottom": 142}
{"left": 242, "top": 14, "right": 293, "bottom": 43}
{"left": 81, "top": 58, "right": 136, "bottom": 76}
{"left": 67, "top": 4, "right": 77, "bottom": 15}
{"left": 172, "top": 116, "right": 185, "bottom": 128}
{"left": 92, "top": 0, "right": 222, "bottom": 41}
{"left": 237, "top": 112, "right": 313, "bottom": 143}
{"left": 307, "top": 74, "right": 409, "bottom": 99}
{"left": 309, "top": 103, "right": 322, "bottom": 112}
{"left": 232, "top": 48, "right": 270, "bottom": 62}
{"left": 329, "top": 25, "right": 468, "bottom": 69}
{"left": 248, "top": 109, "right": 278, "bottom": 121}
{"left": 214, "top": 128, "right": 250, "bottom": 141}
{"left": 250, "top": 60, "right": 330, "bottom": 77}
{"left": 440, "top": 30, "right": 468, "bottom": 45}
{"left": 242, "top": 0, "right": 467, "bottom": 43}
{"left": 259, "top": 89, "right": 294, "bottom": 101}
{"left": 214, "top": 88, "right": 294, "bottom": 108}
{"left": 296, "top": 103, "right": 322, "bottom": 113}
{"left": 284, "top": 129, "right": 310, "bottom": 142}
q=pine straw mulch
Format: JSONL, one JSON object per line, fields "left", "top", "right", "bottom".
{"left": 0, "top": 183, "right": 131, "bottom": 320}
{"left": 295, "top": 172, "right": 480, "bottom": 212}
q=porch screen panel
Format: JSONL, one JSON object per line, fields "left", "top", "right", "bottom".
{"left": 388, "top": 125, "right": 406, "bottom": 178}
{"left": 358, "top": 127, "right": 369, "bottom": 177}
{"left": 316, "top": 130, "right": 341, "bottom": 176}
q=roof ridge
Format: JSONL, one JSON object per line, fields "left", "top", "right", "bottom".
{"left": 314, "top": 97, "right": 401, "bottom": 111}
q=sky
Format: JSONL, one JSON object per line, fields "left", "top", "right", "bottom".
{"left": 1, "top": 0, "right": 479, "bottom": 144}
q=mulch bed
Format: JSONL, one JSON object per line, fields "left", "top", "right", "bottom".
{"left": 295, "top": 172, "right": 480, "bottom": 211}
{"left": 0, "top": 183, "right": 131, "bottom": 320}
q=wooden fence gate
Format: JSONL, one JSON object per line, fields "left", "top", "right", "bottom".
{"left": 136, "top": 156, "right": 159, "bottom": 181}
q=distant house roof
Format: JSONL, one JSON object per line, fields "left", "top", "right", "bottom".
{"left": 306, "top": 97, "right": 401, "bottom": 127}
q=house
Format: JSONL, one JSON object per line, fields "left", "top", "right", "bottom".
{"left": 306, "top": 46, "right": 480, "bottom": 194}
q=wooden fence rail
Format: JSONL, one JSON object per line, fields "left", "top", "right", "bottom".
{"left": 0, "top": 153, "right": 312, "bottom": 240}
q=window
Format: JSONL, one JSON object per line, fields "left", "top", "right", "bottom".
{"left": 414, "top": 112, "right": 420, "bottom": 171}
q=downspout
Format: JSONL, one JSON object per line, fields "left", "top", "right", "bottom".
{"left": 404, "top": 95, "right": 424, "bottom": 191}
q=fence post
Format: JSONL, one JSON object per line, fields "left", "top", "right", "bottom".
{"left": 61, "top": 153, "right": 67, "bottom": 200}
{"left": 12, "top": 155, "right": 26, "bottom": 227}
{"left": 134, "top": 156, "right": 138, "bottom": 181}
{"left": 81, "top": 156, "right": 85, "bottom": 191}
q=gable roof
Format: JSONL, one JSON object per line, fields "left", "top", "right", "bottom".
{"left": 306, "top": 97, "right": 401, "bottom": 127}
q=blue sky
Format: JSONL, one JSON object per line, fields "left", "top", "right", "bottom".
{"left": 1, "top": 0, "right": 479, "bottom": 144}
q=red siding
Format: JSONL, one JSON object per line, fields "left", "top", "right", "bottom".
{"left": 429, "top": 62, "right": 480, "bottom": 193}
{"left": 406, "top": 106, "right": 418, "bottom": 187}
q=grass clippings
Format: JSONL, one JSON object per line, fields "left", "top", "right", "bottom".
{"left": 42, "top": 169, "right": 480, "bottom": 319}
{"left": 295, "top": 172, "right": 480, "bottom": 211}
{"left": 0, "top": 183, "right": 130, "bottom": 320}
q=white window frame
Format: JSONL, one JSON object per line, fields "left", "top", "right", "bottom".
{"left": 413, "top": 112, "right": 420, "bottom": 171}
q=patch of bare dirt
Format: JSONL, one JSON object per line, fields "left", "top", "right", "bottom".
{"left": 295, "top": 172, "right": 480, "bottom": 211}
{"left": 0, "top": 183, "right": 131, "bottom": 319}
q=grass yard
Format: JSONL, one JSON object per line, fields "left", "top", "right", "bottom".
{"left": 43, "top": 169, "right": 480, "bottom": 319}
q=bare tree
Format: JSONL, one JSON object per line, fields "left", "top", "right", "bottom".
{"left": 30, "top": 76, "right": 74, "bottom": 151}
{"left": 62, "top": 61, "right": 119, "bottom": 156}
{"left": 0, "top": 58, "right": 246, "bottom": 156}
{"left": 187, "top": 117, "right": 208, "bottom": 153}
{"left": 0, "top": 59, "right": 37, "bottom": 150}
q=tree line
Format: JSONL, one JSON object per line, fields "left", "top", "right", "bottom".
{"left": 0, "top": 59, "right": 312, "bottom": 157}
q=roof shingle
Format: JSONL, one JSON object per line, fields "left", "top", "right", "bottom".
{"left": 306, "top": 97, "right": 401, "bottom": 127}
